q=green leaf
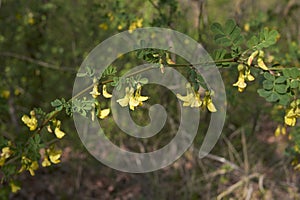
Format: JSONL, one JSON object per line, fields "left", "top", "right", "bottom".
{"left": 256, "top": 29, "right": 279, "bottom": 49}
{"left": 290, "top": 68, "right": 300, "bottom": 79}
{"left": 139, "top": 78, "right": 148, "bottom": 84}
{"left": 257, "top": 89, "right": 272, "bottom": 98}
{"left": 278, "top": 94, "right": 290, "bottom": 106}
{"left": 264, "top": 72, "right": 275, "bottom": 81}
{"left": 274, "top": 84, "right": 287, "bottom": 94}
{"left": 76, "top": 72, "right": 87, "bottom": 77}
{"left": 51, "top": 99, "right": 62, "bottom": 107}
{"left": 211, "top": 23, "right": 224, "bottom": 34}
{"left": 214, "top": 34, "right": 232, "bottom": 47}
{"left": 266, "top": 92, "right": 279, "bottom": 102}
{"left": 290, "top": 80, "right": 299, "bottom": 89}
{"left": 224, "top": 19, "right": 236, "bottom": 35}
{"left": 275, "top": 76, "right": 287, "bottom": 84}
{"left": 247, "top": 36, "right": 258, "bottom": 48}
{"left": 263, "top": 80, "right": 274, "bottom": 90}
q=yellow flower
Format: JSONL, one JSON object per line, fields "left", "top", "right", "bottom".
{"left": 117, "top": 85, "right": 148, "bottom": 110}
{"left": 233, "top": 71, "right": 247, "bottom": 92}
{"left": 102, "top": 85, "right": 112, "bottom": 98}
{"left": 29, "top": 161, "right": 39, "bottom": 176}
{"left": 128, "top": 18, "right": 143, "bottom": 33}
{"left": 42, "top": 157, "right": 51, "bottom": 167}
{"left": 51, "top": 120, "right": 65, "bottom": 139}
{"left": 245, "top": 69, "right": 255, "bottom": 81}
{"left": 0, "top": 147, "right": 12, "bottom": 166}
{"left": 177, "top": 83, "right": 202, "bottom": 107}
{"left": 117, "top": 87, "right": 133, "bottom": 107}
{"left": 274, "top": 125, "right": 286, "bottom": 137}
{"left": 19, "top": 156, "right": 39, "bottom": 176}
{"left": 98, "top": 108, "right": 110, "bottom": 119}
{"left": 54, "top": 127, "right": 65, "bottom": 139}
{"left": 118, "top": 25, "right": 123, "bottom": 30}
{"left": 202, "top": 92, "right": 217, "bottom": 112}
{"left": 136, "top": 18, "right": 143, "bottom": 28}
{"left": 98, "top": 23, "right": 108, "bottom": 30}
{"left": 47, "top": 148, "right": 62, "bottom": 164}
{"left": 244, "top": 23, "right": 250, "bottom": 32}
{"left": 10, "top": 182, "right": 21, "bottom": 193}
{"left": 21, "top": 110, "right": 38, "bottom": 131}
{"left": 284, "top": 100, "right": 300, "bottom": 126}
{"left": 90, "top": 84, "right": 101, "bottom": 99}
{"left": 257, "top": 51, "right": 269, "bottom": 70}
{"left": 247, "top": 50, "right": 258, "bottom": 66}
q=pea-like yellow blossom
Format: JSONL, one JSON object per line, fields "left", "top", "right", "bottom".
{"left": 233, "top": 65, "right": 255, "bottom": 92}
{"left": 19, "top": 156, "right": 39, "bottom": 176}
{"left": 53, "top": 120, "right": 65, "bottom": 139}
{"left": 274, "top": 125, "right": 286, "bottom": 137}
{"left": 98, "top": 108, "right": 110, "bottom": 119}
{"left": 176, "top": 83, "right": 202, "bottom": 107}
{"left": 284, "top": 100, "right": 300, "bottom": 126}
{"left": 54, "top": 127, "right": 65, "bottom": 139}
{"left": 10, "top": 182, "right": 21, "bottom": 193}
{"left": 90, "top": 84, "right": 101, "bottom": 99}
{"left": 21, "top": 110, "right": 38, "bottom": 131}
{"left": 202, "top": 91, "right": 217, "bottom": 112}
{"left": 102, "top": 85, "right": 112, "bottom": 98}
{"left": 42, "top": 157, "right": 51, "bottom": 167}
{"left": 47, "top": 148, "right": 62, "bottom": 164}
{"left": 0, "top": 146, "right": 13, "bottom": 166}
{"left": 117, "top": 84, "right": 148, "bottom": 110}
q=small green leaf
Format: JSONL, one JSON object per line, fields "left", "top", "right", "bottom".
{"left": 257, "top": 89, "right": 272, "bottom": 98}
{"left": 51, "top": 99, "right": 62, "bottom": 107}
{"left": 274, "top": 84, "right": 287, "bottom": 94}
{"left": 290, "top": 80, "right": 299, "bottom": 89}
{"left": 264, "top": 72, "right": 275, "bottom": 81}
{"left": 263, "top": 80, "right": 274, "bottom": 90}
{"left": 266, "top": 92, "right": 279, "bottom": 102}
{"left": 211, "top": 23, "right": 224, "bottom": 34}
{"left": 275, "top": 76, "right": 287, "bottom": 84}
{"left": 278, "top": 94, "right": 290, "bottom": 106}
{"left": 247, "top": 36, "right": 259, "bottom": 48}
{"left": 290, "top": 68, "right": 300, "bottom": 79}
{"left": 224, "top": 19, "right": 236, "bottom": 35}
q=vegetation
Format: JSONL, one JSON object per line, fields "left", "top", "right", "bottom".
{"left": 0, "top": 0, "right": 300, "bottom": 199}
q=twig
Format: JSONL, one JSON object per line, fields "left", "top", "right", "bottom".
{"left": 216, "top": 173, "right": 260, "bottom": 200}
{"left": 205, "top": 153, "right": 242, "bottom": 172}
{"left": 0, "top": 52, "right": 76, "bottom": 72}
{"left": 241, "top": 128, "right": 249, "bottom": 175}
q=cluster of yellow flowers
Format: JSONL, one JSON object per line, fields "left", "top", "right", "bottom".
{"left": 89, "top": 78, "right": 112, "bottom": 119}
{"left": 233, "top": 64, "right": 255, "bottom": 92}
{"left": 176, "top": 83, "right": 217, "bottom": 112}
{"left": 284, "top": 100, "right": 300, "bottom": 126}
{"left": 274, "top": 124, "right": 287, "bottom": 137}
{"left": 42, "top": 146, "right": 62, "bottom": 167}
{"left": 0, "top": 145, "right": 13, "bottom": 166}
{"left": 21, "top": 110, "right": 38, "bottom": 131}
{"left": 128, "top": 18, "right": 143, "bottom": 33}
{"left": 18, "top": 156, "right": 39, "bottom": 176}
{"left": 117, "top": 84, "right": 148, "bottom": 110}
{"left": 47, "top": 119, "right": 66, "bottom": 139}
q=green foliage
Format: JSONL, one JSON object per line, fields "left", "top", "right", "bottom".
{"left": 211, "top": 19, "right": 244, "bottom": 47}
{"left": 247, "top": 28, "right": 279, "bottom": 50}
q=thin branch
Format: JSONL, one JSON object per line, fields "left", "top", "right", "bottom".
{"left": 216, "top": 173, "right": 260, "bottom": 200}
{"left": 0, "top": 52, "right": 76, "bottom": 72}
{"left": 205, "top": 153, "right": 242, "bottom": 172}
